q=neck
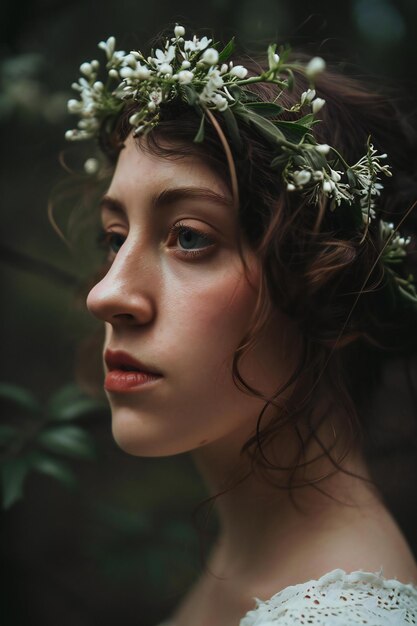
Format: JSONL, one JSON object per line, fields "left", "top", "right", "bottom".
{"left": 191, "top": 402, "right": 378, "bottom": 579}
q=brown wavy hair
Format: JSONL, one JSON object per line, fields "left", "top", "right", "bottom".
{"left": 96, "top": 53, "right": 417, "bottom": 492}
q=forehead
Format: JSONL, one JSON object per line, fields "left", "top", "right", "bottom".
{"left": 108, "top": 133, "right": 232, "bottom": 201}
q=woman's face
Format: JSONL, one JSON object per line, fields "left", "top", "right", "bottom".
{"left": 87, "top": 133, "right": 298, "bottom": 457}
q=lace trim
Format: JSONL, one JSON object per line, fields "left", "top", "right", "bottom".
{"left": 241, "top": 569, "right": 417, "bottom": 625}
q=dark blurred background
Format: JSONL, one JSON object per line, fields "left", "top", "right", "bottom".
{"left": 1, "top": 1, "right": 417, "bottom": 625}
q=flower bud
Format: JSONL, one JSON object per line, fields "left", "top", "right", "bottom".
{"left": 293, "top": 170, "right": 312, "bottom": 186}
{"left": 229, "top": 65, "right": 248, "bottom": 79}
{"left": 315, "top": 143, "right": 330, "bottom": 155}
{"left": 201, "top": 48, "right": 219, "bottom": 65}
{"left": 174, "top": 25, "right": 185, "bottom": 37}
{"left": 306, "top": 56, "right": 326, "bottom": 78}
{"left": 159, "top": 63, "right": 173, "bottom": 75}
{"left": 323, "top": 180, "right": 335, "bottom": 193}
{"left": 312, "top": 98, "right": 326, "bottom": 114}
{"left": 178, "top": 70, "right": 194, "bottom": 84}
{"left": 67, "top": 99, "right": 81, "bottom": 113}
{"left": 80, "top": 62, "right": 93, "bottom": 76}
{"left": 84, "top": 158, "right": 99, "bottom": 174}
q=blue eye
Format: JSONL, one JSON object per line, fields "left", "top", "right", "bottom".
{"left": 170, "top": 222, "right": 215, "bottom": 258}
{"left": 177, "top": 227, "right": 211, "bottom": 250}
{"left": 107, "top": 232, "right": 125, "bottom": 253}
{"left": 97, "top": 229, "right": 125, "bottom": 257}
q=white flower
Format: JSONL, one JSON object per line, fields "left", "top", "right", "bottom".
{"left": 184, "top": 35, "right": 211, "bottom": 52}
{"left": 211, "top": 93, "right": 228, "bottom": 111}
{"left": 312, "top": 170, "right": 324, "bottom": 181}
{"left": 177, "top": 70, "right": 194, "bottom": 84}
{"left": 109, "top": 69, "right": 119, "bottom": 79}
{"left": 201, "top": 48, "right": 219, "bottom": 65}
{"left": 312, "top": 98, "right": 326, "bottom": 114}
{"left": 322, "top": 180, "right": 334, "bottom": 194}
{"left": 129, "top": 112, "right": 142, "bottom": 126}
{"left": 80, "top": 62, "right": 94, "bottom": 76}
{"left": 315, "top": 143, "right": 330, "bottom": 155}
{"left": 330, "top": 169, "right": 342, "bottom": 182}
{"left": 98, "top": 36, "right": 116, "bottom": 60}
{"left": 301, "top": 89, "right": 316, "bottom": 105}
{"left": 229, "top": 65, "right": 248, "bottom": 79}
{"left": 154, "top": 46, "right": 175, "bottom": 66}
{"left": 174, "top": 25, "right": 185, "bottom": 38}
{"left": 159, "top": 62, "right": 173, "bottom": 75}
{"left": 293, "top": 170, "right": 312, "bottom": 186}
{"left": 67, "top": 99, "right": 82, "bottom": 113}
{"left": 199, "top": 69, "right": 225, "bottom": 106}
{"left": 149, "top": 88, "right": 162, "bottom": 106}
{"left": 120, "top": 66, "right": 134, "bottom": 78}
{"left": 220, "top": 64, "right": 228, "bottom": 74}
{"left": 84, "top": 158, "right": 99, "bottom": 174}
{"left": 136, "top": 66, "right": 151, "bottom": 79}
{"left": 287, "top": 183, "right": 296, "bottom": 191}
{"left": 306, "top": 56, "right": 326, "bottom": 78}
{"left": 181, "top": 60, "right": 191, "bottom": 69}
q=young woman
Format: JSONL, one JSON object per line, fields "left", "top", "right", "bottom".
{"left": 65, "top": 25, "right": 417, "bottom": 625}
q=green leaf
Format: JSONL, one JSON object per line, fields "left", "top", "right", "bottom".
{"left": 0, "top": 425, "right": 18, "bottom": 446}
{"left": 218, "top": 37, "right": 235, "bottom": 64}
{"left": 285, "top": 68, "right": 295, "bottom": 91}
{"left": 296, "top": 113, "right": 317, "bottom": 128}
{"left": 267, "top": 43, "right": 278, "bottom": 71}
{"left": 270, "top": 153, "right": 291, "bottom": 168}
{"left": 37, "top": 425, "right": 95, "bottom": 459}
{"left": 46, "top": 384, "right": 106, "bottom": 421}
{"left": 221, "top": 107, "right": 243, "bottom": 150}
{"left": 0, "top": 383, "right": 40, "bottom": 414}
{"left": 246, "top": 109, "right": 286, "bottom": 144}
{"left": 1, "top": 457, "right": 30, "bottom": 509}
{"left": 193, "top": 114, "right": 205, "bottom": 143}
{"left": 274, "top": 121, "right": 311, "bottom": 143}
{"left": 244, "top": 102, "right": 284, "bottom": 118}
{"left": 32, "top": 453, "right": 77, "bottom": 488}
{"left": 182, "top": 85, "right": 197, "bottom": 106}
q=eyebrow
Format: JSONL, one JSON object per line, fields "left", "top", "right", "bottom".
{"left": 99, "top": 186, "right": 233, "bottom": 215}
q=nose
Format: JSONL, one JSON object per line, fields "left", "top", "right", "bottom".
{"left": 86, "top": 245, "right": 156, "bottom": 327}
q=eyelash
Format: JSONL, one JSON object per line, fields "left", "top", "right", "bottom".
{"left": 97, "top": 221, "right": 215, "bottom": 261}
{"left": 168, "top": 221, "right": 215, "bottom": 258}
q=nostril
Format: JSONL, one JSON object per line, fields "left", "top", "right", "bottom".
{"left": 113, "top": 313, "right": 136, "bottom": 321}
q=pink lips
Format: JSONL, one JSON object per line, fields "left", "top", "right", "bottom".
{"left": 104, "top": 349, "right": 162, "bottom": 393}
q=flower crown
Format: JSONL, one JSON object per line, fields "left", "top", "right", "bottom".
{"left": 66, "top": 25, "right": 417, "bottom": 308}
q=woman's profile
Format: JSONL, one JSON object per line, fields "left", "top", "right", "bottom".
{"left": 64, "top": 24, "right": 417, "bottom": 625}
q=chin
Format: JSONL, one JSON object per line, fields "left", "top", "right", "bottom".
{"left": 110, "top": 410, "right": 196, "bottom": 458}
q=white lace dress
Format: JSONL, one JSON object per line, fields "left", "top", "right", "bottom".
{"left": 159, "top": 569, "right": 417, "bottom": 625}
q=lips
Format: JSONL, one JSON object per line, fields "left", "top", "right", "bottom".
{"left": 104, "top": 350, "right": 162, "bottom": 393}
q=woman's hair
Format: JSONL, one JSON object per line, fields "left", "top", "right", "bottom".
{"left": 94, "top": 53, "right": 417, "bottom": 491}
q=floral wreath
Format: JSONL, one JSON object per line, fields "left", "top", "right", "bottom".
{"left": 65, "top": 24, "right": 417, "bottom": 308}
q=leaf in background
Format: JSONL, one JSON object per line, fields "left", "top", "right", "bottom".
{"left": 0, "top": 383, "right": 40, "bottom": 414}
{"left": 0, "top": 425, "right": 18, "bottom": 446}
{"left": 37, "top": 425, "right": 96, "bottom": 459}
{"left": 0, "top": 456, "right": 31, "bottom": 509}
{"left": 31, "top": 452, "right": 77, "bottom": 488}
{"left": 46, "top": 383, "right": 107, "bottom": 421}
